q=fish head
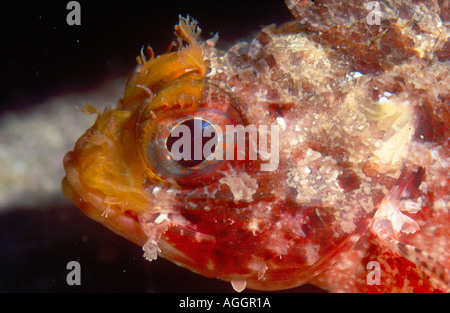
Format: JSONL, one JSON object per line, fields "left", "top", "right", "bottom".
{"left": 62, "top": 15, "right": 417, "bottom": 290}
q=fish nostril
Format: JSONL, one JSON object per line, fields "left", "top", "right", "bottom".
{"left": 165, "top": 118, "right": 218, "bottom": 168}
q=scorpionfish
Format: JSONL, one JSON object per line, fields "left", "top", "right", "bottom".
{"left": 62, "top": 0, "right": 449, "bottom": 292}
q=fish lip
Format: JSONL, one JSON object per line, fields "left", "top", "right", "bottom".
{"left": 62, "top": 151, "right": 147, "bottom": 246}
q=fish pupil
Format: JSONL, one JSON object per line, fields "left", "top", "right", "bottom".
{"left": 166, "top": 118, "right": 217, "bottom": 168}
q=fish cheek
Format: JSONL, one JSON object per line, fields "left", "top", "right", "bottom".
{"left": 64, "top": 107, "right": 153, "bottom": 217}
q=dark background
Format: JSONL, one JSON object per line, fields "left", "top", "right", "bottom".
{"left": 2, "top": 0, "right": 293, "bottom": 111}
{"left": 0, "top": 0, "right": 325, "bottom": 292}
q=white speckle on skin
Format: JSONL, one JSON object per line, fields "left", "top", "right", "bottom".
{"left": 276, "top": 117, "right": 287, "bottom": 130}
{"left": 219, "top": 172, "right": 258, "bottom": 202}
{"left": 305, "top": 148, "right": 321, "bottom": 161}
{"left": 346, "top": 71, "right": 363, "bottom": 80}
{"left": 303, "top": 166, "right": 311, "bottom": 174}
{"left": 247, "top": 218, "right": 261, "bottom": 235}
{"left": 152, "top": 186, "right": 161, "bottom": 195}
{"left": 378, "top": 96, "right": 389, "bottom": 104}
{"left": 304, "top": 244, "right": 320, "bottom": 265}
{"left": 154, "top": 213, "right": 168, "bottom": 224}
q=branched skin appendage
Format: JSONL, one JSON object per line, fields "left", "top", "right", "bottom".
{"left": 63, "top": 2, "right": 449, "bottom": 293}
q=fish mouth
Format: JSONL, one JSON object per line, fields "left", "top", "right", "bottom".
{"left": 62, "top": 151, "right": 148, "bottom": 246}
{"left": 62, "top": 150, "right": 223, "bottom": 280}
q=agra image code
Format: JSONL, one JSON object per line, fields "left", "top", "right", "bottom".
{"left": 179, "top": 297, "right": 271, "bottom": 309}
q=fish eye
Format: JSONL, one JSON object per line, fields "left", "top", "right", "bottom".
{"left": 147, "top": 112, "right": 229, "bottom": 186}
{"left": 145, "top": 108, "right": 241, "bottom": 187}
{"left": 139, "top": 82, "right": 246, "bottom": 187}
{"left": 165, "top": 118, "right": 218, "bottom": 169}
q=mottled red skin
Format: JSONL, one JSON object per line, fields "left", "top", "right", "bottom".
{"left": 284, "top": 0, "right": 449, "bottom": 292}
{"left": 63, "top": 1, "right": 449, "bottom": 292}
